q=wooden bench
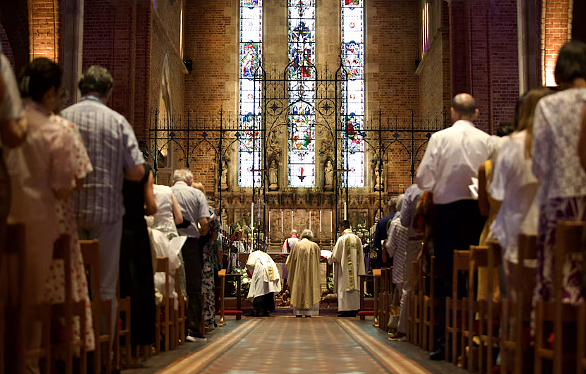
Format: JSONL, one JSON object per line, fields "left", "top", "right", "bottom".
{"left": 422, "top": 256, "right": 436, "bottom": 352}
{"left": 51, "top": 235, "right": 87, "bottom": 374}
{"left": 217, "top": 273, "right": 243, "bottom": 320}
{"left": 154, "top": 257, "right": 172, "bottom": 354}
{"left": 500, "top": 233, "right": 537, "bottom": 374}
{"left": 466, "top": 245, "right": 489, "bottom": 373}
{"left": 80, "top": 239, "right": 112, "bottom": 374}
{"left": 372, "top": 269, "right": 381, "bottom": 327}
{"left": 446, "top": 250, "right": 470, "bottom": 365}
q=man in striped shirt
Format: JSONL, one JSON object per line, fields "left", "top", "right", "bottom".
{"left": 61, "top": 66, "right": 145, "bottom": 338}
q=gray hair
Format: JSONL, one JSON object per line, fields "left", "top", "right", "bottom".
{"left": 396, "top": 194, "right": 405, "bottom": 211}
{"left": 290, "top": 229, "right": 297, "bottom": 237}
{"left": 79, "top": 66, "right": 114, "bottom": 97}
{"left": 173, "top": 168, "right": 193, "bottom": 184}
{"left": 300, "top": 229, "right": 314, "bottom": 241}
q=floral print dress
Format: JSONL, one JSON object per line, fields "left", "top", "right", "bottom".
{"left": 44, "top": 115, "right": 95, "bottom": 351}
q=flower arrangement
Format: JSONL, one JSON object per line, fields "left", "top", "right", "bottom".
{"left": 229, "top": 268, "right": 251, "bottom": 300}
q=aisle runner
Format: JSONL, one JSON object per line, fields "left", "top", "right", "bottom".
{"left": 156, "top": 320, "right": 262, "bottom": 374}
{"left": 337, "top": 319, "right": 432, "bottom": 374}
{"left": 157, "top": 317, "right": 432, "bottom": 374}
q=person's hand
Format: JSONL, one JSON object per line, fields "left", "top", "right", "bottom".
{"left": 417, "top": 250, "right": 423, "bottom": 262}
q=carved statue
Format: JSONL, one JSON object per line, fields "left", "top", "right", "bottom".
{"left": 269, "top": 159, "right": 279, "bottom": 191}
{"left": 324, "top": 159, "right": 333, "bottom": 191}
{"left": 374, "top": 159, "right": 384, "bottom": 191}
{"left": 220, "top": 159, "right": 229, "bottom": 191}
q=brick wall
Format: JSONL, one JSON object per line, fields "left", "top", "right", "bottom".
{"left": 0, "top": 2, "right": 30, "bottom": 72}
{"left": 448, "top": 0, "right": 519, "bottom": 134}
{"left": 29, "top": 0, "right": 60, "bottom": 62}
{"left": 541, "top": 0, "right": 573, "bottom": 86}
{"left": 0, "top": 25, "right": 15, "bottom": 69}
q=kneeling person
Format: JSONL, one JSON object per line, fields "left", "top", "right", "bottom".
{"left": 246, "top": 250, "right": 281, "bottom": 316}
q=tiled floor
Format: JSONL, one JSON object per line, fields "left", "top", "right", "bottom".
{"left": 123, "top": 316, "right": 468, "bottom": 374}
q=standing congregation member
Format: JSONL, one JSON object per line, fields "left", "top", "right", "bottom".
{"left": 202, "top": 206, "right": 221, "bottom": 331}
{"left": 329, "top": 220, "right": 365, "bottom": 317}
{"left": 390, "top": 185, "right": 423, "bottom": 341}
{"left": 119, "top": 162, "right": 157, "bottom": 353}
{"left": 286, "top": 229, "right": 321, "bottom": 317}
{"left": 7, "top": 58, "right": 75, "bottom": 374}
{"left": 373, "top": 198, "right": 398, "bottom": 268}
{"left": 61, "top": 66, "right": 145, "bottom": 340}
{"left": 531, "top": 40, "right": 586, "bottom": 305}
{"left": 171, "top": 169, "right": 210, "bottom": 341}
{"left": 0, "top": 45, "right": 26, "bottom": 247}
{"left": 383, "top": 194, "right": 406, "bottom": 332}
{"left": 246, "top": 250, "right": 281, "bottom": 317}
{"left": 417, "top": 93, "right": 494, "bottom": 359}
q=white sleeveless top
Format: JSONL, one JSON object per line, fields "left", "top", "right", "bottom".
{"left": 152, "top": 185, "right": 179, "bottom": 237}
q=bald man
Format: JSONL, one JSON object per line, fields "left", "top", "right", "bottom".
{"left": 416, "top": 93, "right": 495, "bottom": 359}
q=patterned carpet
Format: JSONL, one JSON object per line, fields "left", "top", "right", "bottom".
{"left": 156, "top": 317, "right": 433, "bottom": 374}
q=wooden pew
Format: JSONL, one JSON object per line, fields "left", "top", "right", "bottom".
{"left": 80, "top": 239, "right": 112, "bottom": 374}
{"left": 154, "top": 257, "right": 172, "bottom": 354}
{"left": 51, "top": 235, "right": 87, "bottom": 374}
{"left": 446, "top": 250, "right": 470, "bottom": 365}
{"left": 408, "top": 260, "right": 422, "bottom": 345}
{"left": 174, "top": 275, "right": 187, "bottom": 345}
{"left": 422, "top": 256, "right": 436, "bottom": 352}
{"left": 534, "top": 221, "right": 583, "bottom": 374}
{"left": 372, "top": 269, "right": 381, "bottom": 327}
{"left": 114, "top": 295, "right": 131, "bottom": 370}
{"left": 500, "top": 233, "right": 537, "bottom": 374}
{"left": 222, "top": 273, "right": 243, "bottom": 320}
{"left": 466, "top": 245, "right": 489, "bottom": 373}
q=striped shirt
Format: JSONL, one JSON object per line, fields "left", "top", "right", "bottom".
{"left": 61, "top": 96, "right": 144, "bottom": 223}
{"left": 385, "top": 213, "right": 408, "bottom": 284}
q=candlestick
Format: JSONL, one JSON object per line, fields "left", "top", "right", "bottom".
{"left": 269, "top": 210, "right": 271, "bottom": 232}
{"left": 309, "top": 211, "right": 312, "bottom": 231}
{"left": 319, "top": 210, "right": 322, "bottom": 234}
{"left": 281, "top": 210, "right": 284, "bottom": 232}
{"left": 291, "top": 210, "right": 294, "bottom": 231}
{"left": 251, "top": 202, "right": 254, "bottom": 229}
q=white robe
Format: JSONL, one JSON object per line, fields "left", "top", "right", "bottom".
{"left": 246, "top": 251, "right": 282, "bottom": 300}
{"left": 329, "top": 229, "right": 365, "bottom": 311}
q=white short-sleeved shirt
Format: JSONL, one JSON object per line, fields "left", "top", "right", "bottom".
{"left": 489, "top": 130, "right": 539, "bottom": 264}
{"left": 417, "top": 120, "right": 495, "bottom": 205}
{"left": 0, "top": 53, "right": 24, "bottom": 148}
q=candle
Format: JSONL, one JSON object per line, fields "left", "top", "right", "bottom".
{"left": 330, "top": 210, "right": 333, "bottom": 233}
{"left": 319, "top": 210, "right": 322, "bottom": 234}
{"left": 309, "top": 211, "right": 312, "bottom": 230}
{"left": 269, "top": 210, "right": 271, "bottom": 232}
{"left": 344, "top": 202, "right": 348, "bottom": 220}
{"left": 291, "top": 210, "right": 294, "bottom": 231}
{"left": 281, "top": 210, "right": 284, "bottom": 232}
{"left": 251, "top": 202, "right": 254, "bottom": 228}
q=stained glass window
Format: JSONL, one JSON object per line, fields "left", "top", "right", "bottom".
{"left": 341, "top": 0, "right": 365, "bottom": 187}
{"left": 287, "top": 0, "right": 316, "bottom": 187}
{"left": 239, "top": 0, "right": 263, "bottom": 187}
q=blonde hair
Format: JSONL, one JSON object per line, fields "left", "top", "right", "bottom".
{"left": 518, "top": 88, "right": 553, "bottom": 158}
{"left": 192, "top": 182, "right": 205, "bottom": 194}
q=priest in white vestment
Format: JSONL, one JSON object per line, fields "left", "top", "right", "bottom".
{"left": 246, "top": 250, "right": 281, "bottom": 316}
{"left": 286, "top": 229, "right": 322, "bottom": 317}
{"left": 329, "top": 221, "right": 366, "bottom": 317}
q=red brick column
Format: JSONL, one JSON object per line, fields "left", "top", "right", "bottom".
{"left": 541, "top": 0, "right": 573, "bottom": 86}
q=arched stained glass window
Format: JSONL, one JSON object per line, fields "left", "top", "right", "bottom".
{"left": 238, "top": 0, "right": 263, "bottom": 187}
{"left": 341, "top": 0, "right": 365, "bottom": 188}
{"left": 287, "top": 0, "right": 316, "bottom": 187}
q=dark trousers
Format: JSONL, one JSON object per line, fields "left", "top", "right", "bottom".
{"left": 182, "top": 237, "right": 206, "bottom": 335}
{"left": 433, "top": 200, "right": 485, "bottom": 344}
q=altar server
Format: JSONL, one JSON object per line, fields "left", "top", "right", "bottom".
{"left": 286, "top": 229, "right": 322, "bottom": 317}
{"left": 329, "top": 220, "right": 366, "bottom": 317}
{"left": 246, "top": 250, "right": 281, "bottom": 316}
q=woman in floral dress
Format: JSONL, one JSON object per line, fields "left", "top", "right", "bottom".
{"left": 532, "top": 40, "right": 586, "bottom": 305}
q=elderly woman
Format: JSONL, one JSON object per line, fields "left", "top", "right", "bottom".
{"left": 531, "top": 40, "right": 586, "bottom": 304}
